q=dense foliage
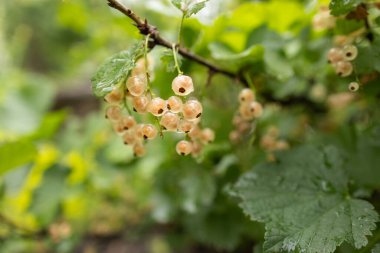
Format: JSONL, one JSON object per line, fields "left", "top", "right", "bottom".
{"left": 1, "top": 0, "right": 380, "bottom": 252}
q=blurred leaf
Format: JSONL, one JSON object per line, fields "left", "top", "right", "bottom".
{"left": 329, "top": 0, "right": 363, "bottom": 16}
{"left": 171, "top": 0, "right": 209, "bottom": 17}
{"left": 264, "top": 50, "right": 293, "bottom": 80}
{"left": 30, "top": 110, "right": 67, "bottom": 140}
{"left": 161, "top": 49, "right": 182, "bottom": 73}
{"left": 335, "top": 19, "right": 364, "bottom": 35}
{"left": 0, "top": 139, "right": 37, "bottom": 176}
{"left": 373, "top": 244, "right": 380, "bottom": 253}
{"left": 232, "top": 145, "right": 378, "bottom": 253}
{"left": 354, "top": 36, "right": 380, "bottom": 74}
{"left": 185, "top": 1, "right": 209, "bottom": 18}
{"left": 91, "top": 41, "right": 145, "bottom": 97}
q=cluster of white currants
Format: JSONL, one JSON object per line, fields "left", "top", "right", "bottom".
{"left": 229, "top": 88, "right": 263, "bottom": 143}
{"left": 260, "top": 126, "right": 289, "bottom": 161}
{"left": 312, "top": 6, "right": 335, "bottom": 31}
{"left": 104, "top": 58, "right": 214, "bottom": 157}
{"left": 327, "top": 45, "right": 361, "bottom": 91}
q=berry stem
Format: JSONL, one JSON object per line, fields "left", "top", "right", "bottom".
{"left": 172, "top": 43, "right": 183, "bottom": 75}
{"left": 144, "top": 34, "right": 154, "bottom": 97}
{"left": 178, "top": 13, "right": 185, "bottom": 47}
{"left": 244, "top": 72, "right": 256, "bottom": 92}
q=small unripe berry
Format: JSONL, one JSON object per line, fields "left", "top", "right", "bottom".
{"left": 327, "top": 48, "right": 344, "bottom": 63}
{"left": 160, "top": 112, "right": 180, "bottom": 131}
{"left": 148, "top": 97, "right": 167, "bottom": 116}
{"left": 126, "top": 75, "right": 147, "bottom": 97}
{"left": 229, "top": 130, "right": 240, "bottom": 143}
{"left": 176, "top": 140, "right": 193, "bottom": 156}
{"left": 239, "top": 88, "right": 255, "bottom": 103}
{"left": 191, "top": 141, "right": 203, "bottom": 156}
{"left": 179, "top": 120, "right": 195, "bottom": 133}
{"left": 343, "top": 45, "right": 358, "bottom": 61}
{"left": 232, "top": 115, "right": 244, "bottom": 127}
{"left": 348, "top": 82, "right": 359, "bottom": 92}
{"left": 200, "top": 128, "right": 215, "bottom": 143}
{"left": 237, "top": 122, "right": 251, "bottom": 134}
{"left": 183, "top": 99, "right": 203, "bottom": 121}
{"left": 141, "top": 124, "right": 158, "bottom": 140}
{"left": 260, "top": 135, "right": 277, "bottom": 151}
{"left": 104, "top": 88, "right": 123, "bottom": 105}
{"left": 123, "top": 130, "right": 137, "bottom": 145}
{"left": 335, "top": 61, "right": 353, "bottom": 77}
{"left": 267, "top": 126, "right": 279, "bottom": 138}
{"left": 172, "top": 75, "right": 194, "bottom": 96}
{"left": 166, "top": 96, "right": 183, "bottom": 113}
{"left": 133, "top": 143, "right": 146, "bottom": 157}
{"left": 121, "top": 115, "right": 137, "bottom": 130}
{"left": 275, "top": 140, "right": 290, "bottom": 150}
{"left": 105, "top": 106, "right": 122, "bottom": 121}
{"left": 132, "top": 96, "right": 150, "bottom": 113}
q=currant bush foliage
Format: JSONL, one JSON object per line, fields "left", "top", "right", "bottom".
{"left": 329, "top": 0, "right": 363, "bottom": 16}
{"left": 232, "top": 145, "right": 379, "bottom": 253}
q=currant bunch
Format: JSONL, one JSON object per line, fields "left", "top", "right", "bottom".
{"left": 312, "top": 6, "right": 335, "bottom": 31}
{"left": 259, "top": 126, "right": 289, "bottom": 161}
{"left": 229, "top": 88, "right": 263, "bottom": 143}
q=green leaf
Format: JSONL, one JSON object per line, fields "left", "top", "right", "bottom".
{"left": 91, "top": 41, "right": 144, "bottom": 97}
{"left": 329, "top": 0, "right": 363, "bottom": 16}
{"left": 185, "top": 1, "right": 209, "bottom": 18}
{"left": 171, "top": 0, "right": 209, "bottom": 17}
{"left": 0, "top": 139, "right": 37, "bottom": 176}
{"left": 373, "top": 244, "right": 380, "bottom": 253}
{"left": 171, "top": 0, "right": 182, "bottom": 10}
{"left": 30, "top": 110, "right": 67, "bottom": 140}
{"left": 232, "top": 145, "right": 379, "bottom": 253}
{"left": 160, "top": 49, "right": 182, "bottom": 72}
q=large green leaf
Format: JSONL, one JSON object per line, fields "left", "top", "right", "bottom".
{"left": 329, "top": 0, "right": 363, "bottom": 16}
{"left": 91, "top": 41, "right": 144, "bottom": 97}
{"left": 232, "top": 145, "right": 378, "bottom": 253}
{"left": 373, "top": 244, "right": 380, "bottom": 253}
{"left": 0, "top": 139, "right": 37, "bottom": 176}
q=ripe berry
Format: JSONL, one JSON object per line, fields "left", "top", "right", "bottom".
{"left": 172, "top": 75, "right": 194, "bottom": 96}
{"left": 123, "top": 130, "right": 136, "bottom": 145}
{"left": 105, "top": 106, "right": 122, "bottom": 121}
{"left": 176, "top": 140, "right": 193, "bottom": 156}
{"left": 126, "top": 75, "right": 147, "bottom": 97}
{"left": 141, "top": 124, "right": 158, "bottom": 140}
{"left": 188, "top": 126, "right": 201, "bottom": 140}
{"left": 343, "top": 45, "right": 358, "bottom": 61}
{"left": 160, "top": 112, "right": 180, "bottom": 131}
{"left": 104, "top": 88, "right": 123, "bottom": 105}
{"left": 121, "top": 115, "right": 137, "bottom": 130}
{"left": 335, "top": 61, "right": 353, "bottom": 77}
{"left": 132, "top": 96, "right": 150, "bottom": 113}
{"left": 239, "top": 88, "right": 255, "bottom": 103}
{"left": 191, "top": 141, "right": 203, "bottom": 156}
{"left": 348, "top": 82, "right": 359, "bottom": 92}
{"left": 200, "top": 128, "right": 215, "bottom": 143}
{"left": 148, "top": 97, "right": 167, "bottom": 116}
{"left": 133, "top": 143, "right": 146, "bottom": 157}
{"left": 179, "top": 120, "right": 195, "bottom": 133}
{"left": 166, "top": 96, "right": 183, "bottom": 113}
{"left": 239, "top": 101, "right": 263, "bottom": 120}
{"left": 183, "top": 99, "right": 203, "bottom": 121}
{"left": 327, "top": 48, "right": 344, "bottom": 63}
{"left": 112, "top": 121, "right": 125, "bottom": 134}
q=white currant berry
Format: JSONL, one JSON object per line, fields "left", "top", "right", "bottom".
{"left": 172, "top": 75, "right": 194, "bottom": 96}
{"left": 176, "top": 140, "right": 193, "bottom": 156}
{"left": 123, "top": 130, "right": 136, "bottom": 145}
{"left": 343, "top": 45, "right": 358, "bottom": 61}
{"left": 126, "top": 75, "right": 147, "bottom": 97}
{"left": 105, "top": 106, "right": 122, "bottom": 121}
{"left": 232, "top": 115, "right": 244, "bottom": 127}
{"left": 160, "top": 112, "right": 180, "bottom": 131}
{"left": 327, "top": 48, "right": 344, "bottom": 63}
{"left": 147, "top": 97, "right": 167, "bottom": 116}
{"left": 188, "top": 126, "right": 201, "bottom": 140}
{"left": 183, "top": 99, "right": 203, "bottom": 121}
{"left": 275, "top": 140, "right": 290, "bottom": 150}
{"left": 239, "top": 101, "right": 263, "bottom": 120}
{"left": 104, "top": 88, "right": 123, "bottom": 105}
{"left": 335, "top": 61, "right": 353, "bottom": 77}
{"left": 112, "top": 121, "right": 125, "bottom": 134}
{"left": 179, "top": 120, "right": 195, "bottom": 133}
{"left": 133, "top": 143, "right": 146, "bottom": 157}
{"left": 121, "top": 115, "right": 137, "bottom": 130}
{"left": 348, "top": 82, "right": 359, "bottom": 92}
{"left": 237, "top": 122, "right": 251, "bottom": 134}
{"left": 191, "top": 141, "right": 203, "bottom": 156}
{"left": 132, "top": 96, "right": 150, "bottom": 113}
{"left": 141, "top": 124, "right": 158, "bottom": 140}
{"left": 260, "top": 135, "right": 277, "bottom": 151}
{"left": 200, "top": 128, "right": 215, "bottom": 143}
{"left": 239, "top": 88, "right": 255, "bottom": 103}
{"left": 229, "top": 130, "right": 240, "bottom": 143}
{"left": 166, "top": 96, "right": 183, "bottom": 113}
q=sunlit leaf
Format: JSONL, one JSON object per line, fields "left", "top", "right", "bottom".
{"left": 329, "top": 0, "right": 363, "bottom": 16}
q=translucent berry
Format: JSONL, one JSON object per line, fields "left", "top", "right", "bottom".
{"left": 160, "top": 112, "right": 180, "bottom": 131}
{"left": 348, "top": 82, "right": 359, "bottom": 92}
{"left": 335, "top": 61, "right": 353, "bottom": 77}
{"left": 183, "top": 99, "right": 203, "bottom": 121}
{"left": 105, "top": 106, "right": 122, "bottom": 121}
{"left": 172, "top": 75, "right": 194, "bottom": 96}
{"left": 104, "top": 88, "right": 123, "bottom": 105}
{"left": 133, "top": 143, "right": 146, "bottom": 157}
{"left": 191, "top": 141, "right": 203, "bottom": 156}
{"left": 123, "top": 130, "right": 136, "bottom": 145}
{"left": 239, "top": 101, "right": 263, "bottom": 120}
{"left": 238, "top": 122, "right": 251, "bottom": 134}
{"left": 200, "top": 128, "right": 215, "bottom": 143}
{"left": 121, "top": 115, "right": 137, "bottom": 130}
{"left": 147, "top": 97, "right": 167, "bottom": 116}
{"left": 188, "top": 126, "right": 201, "bottom": 140}
{"left": 327, "top": 48, "right": 344, "bottom": 63}
{"left": 232, "top": 115, "right": 244, "bottom": 127}
{"left": 229, "top": 130, "right": 240, "bottom": 143}
{"left": 179, "top": 120, "right": 195, "bottom": 133}
{"left": 239, "top": 88, "right": 255, "bottom": 103}
{"left": 343, "top": 45, "right": 358, "bottom": 61}
{"left": 166, "top": 96, "right": 183, "bottom": 113}
{"left": 126, "top": 75, "right": 147, "bottom": 97}
{"left": 132, "top": 96, "right": 150, "bottom": 114}
{"left": 176, "top": 140, "right": 193, "bottom": 156}
{"left": 141, "top": 124, "right": 158, "bottom": 140}
{"left": 112, "top": 121, "right": 125, "bottom": 134}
